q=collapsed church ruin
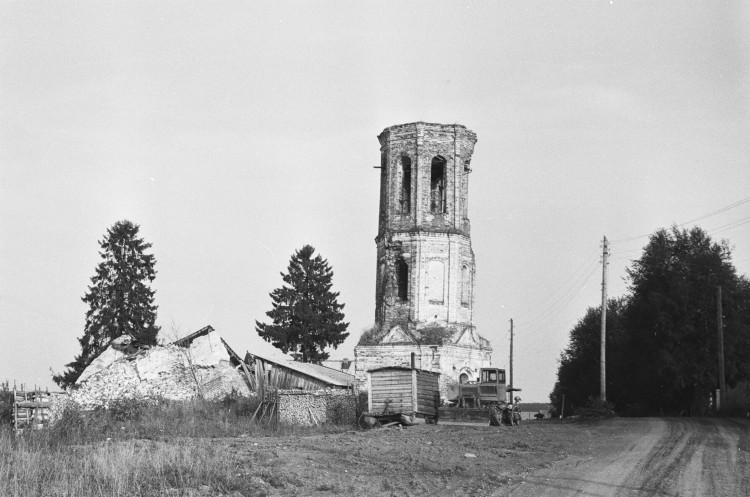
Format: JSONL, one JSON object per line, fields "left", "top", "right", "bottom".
{"left": 355, "top": 122, "right": 492, "bottom": 397}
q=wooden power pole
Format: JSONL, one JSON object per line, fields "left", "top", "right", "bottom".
{"left": 717, "top": 285, "right": 726, "bottom": 411}
{"left": 600, "top": 236, "right": 609, "bottom": 402}
{"left": 509, "top": 318, "right": 514, "bottom": 390}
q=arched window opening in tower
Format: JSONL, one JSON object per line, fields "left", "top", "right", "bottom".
{"left": 430, "top": 156, "right": 447, "bottom": 214}
{"left": 396, "top": 258, "right": 409, "bottom": 301}
{"left": 400, "top": 156, "right": 411, "bottom": 214}
{"left": 461, "top": 265, "right": 471, "bottom": 306}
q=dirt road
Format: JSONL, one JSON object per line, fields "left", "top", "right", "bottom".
{"left": 198, "top": 417, "right": 749, "bottom": 496}
{"left": 499, "top": 417, "right": 750, "bottom": 497}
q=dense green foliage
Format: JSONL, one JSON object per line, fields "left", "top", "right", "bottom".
{"left": 357, "top": 325, "right": 381, "bottom": 346}
{"left": 54, "top": 221, "right": 160, "bottom": 389}
{"left": 0, "top": 382, "right": 11, "bottom": 426}
{"left": 552, "top": 226, "right": 750, "bottom": 416}
{"left": 255, "top": 245, "right": 349, "bottom": 363}
{"left": 550, "top": 298, "right": 629, "bottom": 415}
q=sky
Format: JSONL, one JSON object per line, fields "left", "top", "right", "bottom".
{"left": 1, "top": 1, "right": 749, "bottom": 402}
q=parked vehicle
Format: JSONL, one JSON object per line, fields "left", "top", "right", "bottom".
{"left": 446, "top": 368, "right": 516, "bottom": 407}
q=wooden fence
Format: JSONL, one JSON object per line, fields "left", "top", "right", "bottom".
{"left": 13, "top": 386, "right": 53, "bottom": 433}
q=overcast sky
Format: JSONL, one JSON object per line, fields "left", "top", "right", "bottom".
{"left": 2, "top": 1, "right": 749, "bottom": 401}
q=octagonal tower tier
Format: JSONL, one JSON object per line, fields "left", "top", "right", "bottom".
{"left": 375, "top": 122, "right": 479, "bottom": 334}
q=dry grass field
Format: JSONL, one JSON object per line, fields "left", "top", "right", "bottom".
{"left": 3, "top": 399, "right": 747, "bottom": 496}
{"left": 0, "top": 397, "right": 587, "bottom": 496}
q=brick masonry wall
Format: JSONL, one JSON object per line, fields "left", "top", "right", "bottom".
{"left": 373, "top": 122, "right": 478, "bottom": 336}
{"left": 376, "top": 231, "right": 475, "bottom": 332}
{"left": 376, "top": 122, "right": 476, "bottom": 238}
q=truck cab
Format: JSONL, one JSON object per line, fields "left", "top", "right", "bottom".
{"left": 476, "top": 368, "right": 507, "bottom": 406}
{"left": 448, "top": 368, "right": 508, "bottom": 407}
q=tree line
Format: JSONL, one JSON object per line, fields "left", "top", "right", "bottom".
{"left": 551, "top": 226, "right": 750, "bottom": 416}
{"left": 55, "top": 220, "right": 348, "bottom": 389}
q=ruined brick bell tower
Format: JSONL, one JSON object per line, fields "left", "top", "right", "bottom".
{"left": 355, "top": 122, "right": 491, "bottom": 394}
{"left": 375, "top": 122, "right": 478, "bottom": 337}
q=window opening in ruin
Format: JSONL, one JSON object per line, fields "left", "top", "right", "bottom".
{"left": 430, "top": 156, "right": 447, "bottom": 214}
{"left": 461, "top": 265, "right": 471, "bottom": 306}
{"left": 459, "top": 373, "right": 469, "bottom": 384}
{"left": 396, "top": 258, "right": 409, "bottom": 301}
{"left": 400, "top": 156, "right": 411, "bottom": 214}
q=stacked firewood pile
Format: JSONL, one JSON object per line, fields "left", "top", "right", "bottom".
{"left": 277, "top": 389, "right": 357, "bottom": 426}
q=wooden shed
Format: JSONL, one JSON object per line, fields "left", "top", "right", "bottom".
{"left": 367, "top": 366, "right": 440, "bottom": 421}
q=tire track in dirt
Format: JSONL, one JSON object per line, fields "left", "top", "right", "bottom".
{"left": 497, "top": 418, "right": 750, "bottom": 497}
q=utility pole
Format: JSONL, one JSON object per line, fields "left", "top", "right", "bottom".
{"left": 717, "top": 285, "right": 726, "bottom": 411}
{"left": 600, "top": 236, "right": 609, "bottom": 402}
{"left": 509, "top": 318, "right": 514, "bottom": 390}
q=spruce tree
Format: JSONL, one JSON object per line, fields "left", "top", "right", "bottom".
{"left": 255, "top": 245, "right": 349, "bottom": 363}
{"left": 53, "top": 220, "right": 159, "bottom": 388}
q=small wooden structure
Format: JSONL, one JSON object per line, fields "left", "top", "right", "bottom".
{"left": 366, "top": 365, "right": 440, "bottom": 423}
{"left": 13, "top": 386, "right": 52, "bottom": 433}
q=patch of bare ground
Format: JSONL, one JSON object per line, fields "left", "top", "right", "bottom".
{"left": 494, "top": 417, "right": 750, "bottom": 497}
{"left": 210, "top": 419, "right": 606, "bottom": 496}
{"left": 8, "top": 417, "right": 746, "bottom": 496}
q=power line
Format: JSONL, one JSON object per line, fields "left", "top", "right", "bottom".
{"left": 513, "top": 249, "right": 599, "bottom": 323}
{"left": 680, "top": 198, "right": 750, "bottom": 226}
{"left": 515, "top": 262, "right": 600, "bottom": 331}
{"left": 708, "top": 216, "right": 750, "bottom": 236}
{"left": 610, "top": 196, "right": 750, "bottom": 244}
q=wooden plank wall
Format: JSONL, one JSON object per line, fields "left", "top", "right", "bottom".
{"left": 416, "top": 371, "right": 440, "bottom": 416}
{"left": 253, "top": 358, "right": 334, "bottom": 392}
{"left": 370, "top": 369, "right": 414, "bottom": 414}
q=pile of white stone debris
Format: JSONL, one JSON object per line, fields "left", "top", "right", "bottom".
{"left": 67, "top": 329, "right": 251, "bottom": 410}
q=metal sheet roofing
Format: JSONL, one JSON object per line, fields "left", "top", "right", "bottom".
{"left": 243, "top": 335, "right": 355, "bottom": 387}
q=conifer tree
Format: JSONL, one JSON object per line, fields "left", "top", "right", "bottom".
{"left": 53, "top": 220, "right": 159, "bottom": 388}
{"left": 255, "top": 245, "right": 349, "bottom": 363}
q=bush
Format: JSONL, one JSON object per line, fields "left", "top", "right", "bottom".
{"left": 415, "top": 326, "right": 455, "bottom": 345}
{"left": 574, "top": 398, "right": 615, "bottom": 418}
{"left": 0, "top": 382, "right": 12, "bottom": 426}
{"left": 219, "top": 390, "right": 261, "bottom": 417}
{"left": 357, "top": 325, "right": 382, "bottom": 346}
{"left": 101, "top": 396, "right": 157, "bottom": 421}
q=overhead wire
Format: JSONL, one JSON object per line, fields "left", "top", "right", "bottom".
{"left": 513, "top": 248, "right": 600, "bottom": 323}
{"left": 609, "top": 195, "right": 750, "bottom": 244}
{"left": 514, "top": 253, "right": 601, "bottom": 331}
{"left": 510, "top": 197, "right": 750, "bottom": 339}
{"left": 708, "top": 216, "right": 750, "bottom": 236}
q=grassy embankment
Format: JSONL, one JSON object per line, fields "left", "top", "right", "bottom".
{"left": 0, "top": 396, "right": 354, "bottom": 496}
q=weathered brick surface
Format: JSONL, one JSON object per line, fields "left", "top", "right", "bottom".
{"left": 355, "top": 344, "right": 491, "bottom": 400}
{"left": 357, "top": 123, "right": 492, "bottom": 401}
{"left": 373, "top": 123, "right": 479, "bottom": 334}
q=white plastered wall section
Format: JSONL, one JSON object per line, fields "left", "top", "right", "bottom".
{"left": 354, "top": 343, "right": 491, "bottom": 399}
{"left": 392, "top": 231, "right": 474, "bottom": 327}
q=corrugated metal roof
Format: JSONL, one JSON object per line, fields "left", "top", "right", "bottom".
{"left": 279, "top": 361, "right": 356, "bottom": 387}
{"left": 368, "top": 366, "right": 440, "bottom": 376}
{"left": 242, "top": 335, "right": 355, "bottom": 387}
{"left": 171, "top": 327, "right": 355, "bottom": 387}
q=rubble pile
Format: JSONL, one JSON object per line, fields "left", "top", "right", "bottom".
{"left": 69, "top": 331, "right": 251, "bottom": 409}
